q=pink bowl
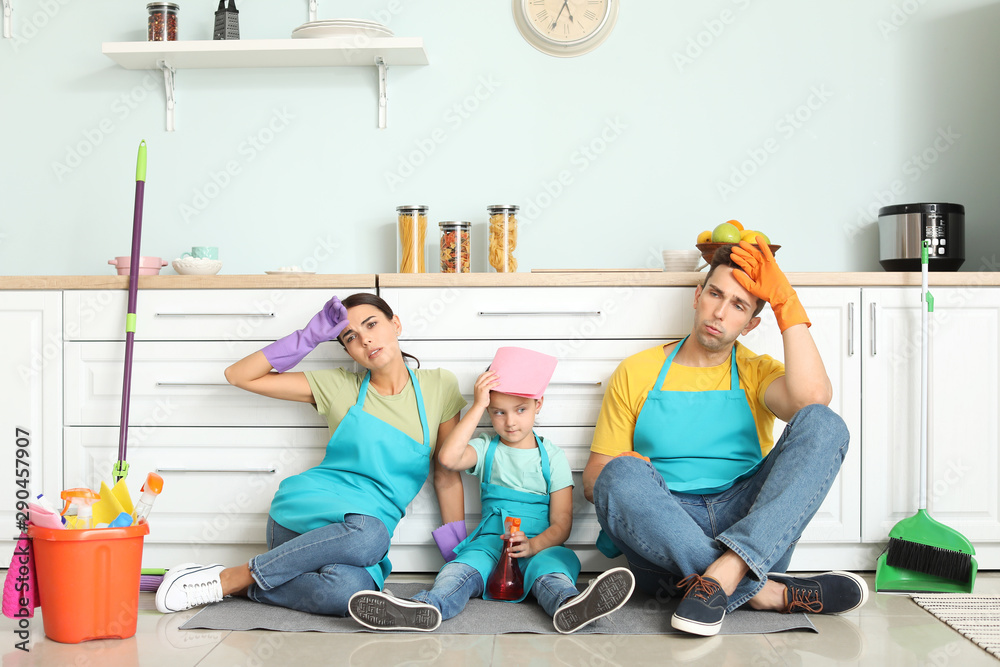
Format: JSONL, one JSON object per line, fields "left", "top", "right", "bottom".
{"left": 108, "top": 256, "right": 168, "bottom": 276}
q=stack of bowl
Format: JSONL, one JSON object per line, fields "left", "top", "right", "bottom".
{"left": 661, "top": 249, "right": 702, "bottom": 272}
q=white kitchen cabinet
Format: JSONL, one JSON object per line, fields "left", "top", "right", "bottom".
{"left": 862, "top": 288, "right": 1000, "bottom": 557}
{"left": 0, "top": 292, "right": 63, "bottom": 563}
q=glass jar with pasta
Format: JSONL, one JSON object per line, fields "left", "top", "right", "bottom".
{"left": 487, "top": 204, "right": 518, "bottom": 273}
{"left": 396, "top": 205, "right": 428, "bottom": 273}
{"left": 439, "top": 221, "right": 471, "bottom": 273}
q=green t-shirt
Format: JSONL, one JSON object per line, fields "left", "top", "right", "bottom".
{"left": 304, "top": 367, "right": 467, "bottom": 451}
{"left": 466, "top": 433, "right": 574, "bottom": 496}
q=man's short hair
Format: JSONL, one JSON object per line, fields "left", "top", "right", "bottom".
{"left": 702, "top": 245, "right": 766, "bottom": 318}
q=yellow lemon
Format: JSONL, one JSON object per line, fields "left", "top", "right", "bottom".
{"left": 696, "top": 230, "right": 713, "bottom": 244}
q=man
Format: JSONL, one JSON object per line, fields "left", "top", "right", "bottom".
{"left": 582, "top": 240, "right": 866, "bottom": 637}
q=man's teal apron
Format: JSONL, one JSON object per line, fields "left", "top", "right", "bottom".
{"left": 451, "top": 434, "right": 581, "bottom": 602}
{"left": 269, "top": 367, "right": 431, "bottom": 589}
{"left": 597, "top": 337, "right": 762, "bottom": 558}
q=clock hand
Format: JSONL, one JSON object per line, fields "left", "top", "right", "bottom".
{"left": 550, "top": 1, "right": 567, "bottom": 29}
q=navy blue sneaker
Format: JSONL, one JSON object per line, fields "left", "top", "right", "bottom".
{"left": 768, "top": 571, "right": 869, "bottom": 614}
{"left": 671, "top": 574, "right": 728, "bottom": 636}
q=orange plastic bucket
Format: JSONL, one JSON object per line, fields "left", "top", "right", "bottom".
{"left": 27, "top": 523, "right": 149, "bottom": 643}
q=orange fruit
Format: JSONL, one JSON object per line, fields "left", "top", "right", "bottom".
{"left": 696, "top": 230, "right": 712, "bottom": 244}
{"left": 725, "top": 219, "right": 744, "bottom": 231}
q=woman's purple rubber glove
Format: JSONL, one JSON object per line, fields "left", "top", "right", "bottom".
{"left": 262, "top": 296, "right": 349, "bottom": 373}
{"left": 432, "top": 520, "right": 468, "bottom": 562}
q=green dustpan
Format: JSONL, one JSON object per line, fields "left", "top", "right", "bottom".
{"left": 876, "top": 511, "right": 977, "bottom": 593}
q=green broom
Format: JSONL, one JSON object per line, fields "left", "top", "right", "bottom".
{"left": 875, "top": 240, "right": 977, "bottom": 593}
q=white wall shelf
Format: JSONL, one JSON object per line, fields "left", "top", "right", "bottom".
{"left": 101, "top": 38, "right": 429, "bottom": 130}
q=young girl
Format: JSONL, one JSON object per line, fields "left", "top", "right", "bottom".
{"left": 348, "top": 347, "right": 635, "bottom": 634}
{"left": 155, "top": 293, "right": 467, "bottom": 616}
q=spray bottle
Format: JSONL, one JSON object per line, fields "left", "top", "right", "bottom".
{"left": 60, "top": 488, "right": 101, "bottom": 529}
{"left": 132, "top": 472, "right": 164, "bottom": 525}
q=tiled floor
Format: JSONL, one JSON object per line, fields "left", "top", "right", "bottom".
{"left": 2, "top": 572, "right": 997, "bottom": 665}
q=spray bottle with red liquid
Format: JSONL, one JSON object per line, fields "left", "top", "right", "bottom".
{"left": 487, "top": 517, "right": 524, "bottom": 600}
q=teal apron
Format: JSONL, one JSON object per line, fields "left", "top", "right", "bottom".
{"left": 597, "top": 337, "right": 761, "bottom": 557}
{"left": 269, "top": 367, "right": 431, "bottom": 589}
{"left": 451, "top": 434, "right": 581, "bottom": 602}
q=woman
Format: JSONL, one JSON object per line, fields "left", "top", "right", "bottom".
{"left": 155, "top": 293, "right": 467, "bottom": 616}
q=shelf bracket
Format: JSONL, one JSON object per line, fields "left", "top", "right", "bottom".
{"left": 157, "top": 59, "right": 177, "bottom": 132}
{"left": 3, "top": 0, "right": 12, "bottom": 39}
{"left": 308, "top": 0, "right": 317, "bottom": 22}
{"left": 376, "top": 56, "right": 387, "bottom": 130}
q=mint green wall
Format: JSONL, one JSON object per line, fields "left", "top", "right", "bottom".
{"left": 2, "top": 0, "right": 999, "bottom": 275}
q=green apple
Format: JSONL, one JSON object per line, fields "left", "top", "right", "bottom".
{"left": 711, "top": 222, "right": 741, "bottom": 243}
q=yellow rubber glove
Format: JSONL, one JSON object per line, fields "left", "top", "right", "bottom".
{"left": 616, "top": 450, "right": 650, "bottom": 462}
{"left": 730, "top": 238, "right": 810, "bottom": 333}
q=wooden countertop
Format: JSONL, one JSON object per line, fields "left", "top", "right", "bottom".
{"left": 1, "top": 272, "right": 999, "bottom": 290}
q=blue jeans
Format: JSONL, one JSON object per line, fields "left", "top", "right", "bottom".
{"left": 411, "top": 561, "right": 579, "bottom": 620}
{"left": 246, "top": 513, "right": 389, "bottom": 616}
{"left": 593, "top": 404, "right": 849, "bottom": 612}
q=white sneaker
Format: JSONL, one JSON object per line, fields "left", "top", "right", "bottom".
{"left": 553, "top": 567, "right": 636, "bottom": 634}
{"left": 348, "top": 590, "right": 442, "bottom": 632}
{"left": 155, "top": 563, "right": 225, "bottom": 614}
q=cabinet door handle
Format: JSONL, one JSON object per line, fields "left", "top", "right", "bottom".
{"left": 477, "top": 311, "right": 601, "bottom": 317}
{"left": 848, "top": 302, "right": 855, "bottom": 357}
{"left": 548, "top": 381, "right": 603, "bottom": 387}
{"left": 155, "top": 382, "right": 231, "bottom": 387}
{"left": 156, "top": 467, "right": 276, "bottom": 474}
{"left": 870, "top": 302, "right": 877, "bottom": 356}
{"left": 154, "top": 312, "right": 276, "bottom": 318}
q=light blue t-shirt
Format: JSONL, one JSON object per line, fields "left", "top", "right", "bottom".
{"left": 466, "top": 433, "right": 574, "bottom": 496}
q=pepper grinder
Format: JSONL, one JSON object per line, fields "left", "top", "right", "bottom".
{"left": 213, "top": 0, "right": 239, "bottom": 40}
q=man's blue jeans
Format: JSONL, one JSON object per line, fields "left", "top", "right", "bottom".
{"left": 411, "top": 561, "right": 579, "bottom": 619}
{"left": 246, "top": 513, "right": 389, "bottom": 616}
{"left": 593, "top": 404, "right": 849, "bottom": 612}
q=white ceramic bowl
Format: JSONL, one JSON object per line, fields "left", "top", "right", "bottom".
{"left": 172, "top": 258, "right": 222, "bottom": 275}
{"left": 661, "top": 249, "right": 702, "bottom": 272}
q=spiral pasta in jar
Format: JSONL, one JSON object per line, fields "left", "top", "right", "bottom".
{"left": 396, "top": 205, "right": 428, "bottom": 273}
{"left": 487, "top": 204, "right": 518, "bottom": 273}
{"left": 439, "top": 221, "right": 471, "bottom": 273}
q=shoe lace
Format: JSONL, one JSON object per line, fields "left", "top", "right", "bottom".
{"left": 784, "top": 586, "right": 823, "bottom": 614}
{"left": 182, "top": 580, "right": 223, "bottom": 607}
{"left": 677, "top": 574, "right": 722, "bottom": 602}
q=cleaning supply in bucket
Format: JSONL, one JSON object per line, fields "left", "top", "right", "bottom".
{"left": 98, "top": 512, "right": 134, "bottom": 529}
{"left": 93, "top": 481, "right": 131, "bottom": 526}
{"left": 132, "top": 472, "right": 163, "bottom": 524}
{"left": 60, "top": 488, "right": 100, "bottom": 530}
{"left": 29, "top": 494, "right": 66, "bottom": 529}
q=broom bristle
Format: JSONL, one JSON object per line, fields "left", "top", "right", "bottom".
{"left": 886, "top": 537, "right": 972, "bottom": 582}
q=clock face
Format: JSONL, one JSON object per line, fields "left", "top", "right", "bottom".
{"left": 514, "top": 0, "right": 618, "bottom": 57}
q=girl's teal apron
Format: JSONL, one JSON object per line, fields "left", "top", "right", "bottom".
{"left": 597, "top": 337, "right": 762, "bottom": 557}
{"left": 269, "top": 367, "right": 431, "bottom": 589}
{"left": 451, "top": 434, "right": 580, "bottom": 602}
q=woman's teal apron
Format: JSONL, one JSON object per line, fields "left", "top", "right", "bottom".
{"left": 451, "top": 434, "right": 580, "bottom": 602}
{"left": 597, "top": 336, "right": 761, "bottom": 557}
{"left": 269, "top": 367, "right": 431, "bottom": 589}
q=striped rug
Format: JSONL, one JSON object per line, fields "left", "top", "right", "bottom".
{"left": 913, "top": 595, "right": 1000, "bottom": 659}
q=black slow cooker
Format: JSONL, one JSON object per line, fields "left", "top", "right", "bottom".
{"left": 877, "top": 202, "right": 965, "bottom": 271}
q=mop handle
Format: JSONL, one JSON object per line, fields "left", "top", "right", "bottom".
{"left": 116, "top": 141, "right": 147, "bottom": 482}
{"left": 919, "top": 239, "right": 931, "bottom": 510}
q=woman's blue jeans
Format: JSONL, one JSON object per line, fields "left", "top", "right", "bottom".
{"left": 245, "top": 513, "right": 389, "bottom": 616}
{"left": 593, "top": 404, "right": 849, "bottom": 612}
{"left": 411, "top": 561, "right": 579, "bottom": 620}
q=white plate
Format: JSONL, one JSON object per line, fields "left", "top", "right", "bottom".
{"left": 265, "top": 270, "right": 316, "bottom": 275}
{"left": 292, "top": 24, "right": 394, "bottom": 39}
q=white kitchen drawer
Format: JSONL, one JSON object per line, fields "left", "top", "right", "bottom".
{"left": 64, "top": 427, "right": 329, "bottom": 545}
{"left": 383, "top": 286, "right": 694, "bottom": 340}
{"left": 64, "top": 341, "right": 355, "bottom": 427}
{"left": 64, "top": 289, "right": 374, "bottom": 341}
{"left": 402, "top": 339, "right": 663, "bottom": 428}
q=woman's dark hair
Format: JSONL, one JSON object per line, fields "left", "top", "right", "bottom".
{"left": 338, "top": 293, "right": 420, "bottom": 368}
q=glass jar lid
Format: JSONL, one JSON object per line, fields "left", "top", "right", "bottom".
{"left": 396, "top": 205, "right": 429, "bottom": 213}
{"left": 487, "top": 204, "right": 519, "bottom": 213}
{"left": 439, "top": 221, "right": 471, "bottom": 229}
{"left": 147, "top": 2, "right": 180, "bottom": 11}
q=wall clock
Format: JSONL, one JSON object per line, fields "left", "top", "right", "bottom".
{"left": 512, "top": 0, "right": 619, "bottom": 57}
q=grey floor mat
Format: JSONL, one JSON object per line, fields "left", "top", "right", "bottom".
{"left": 181, "top": 582, "right": 816, "bottom": 635}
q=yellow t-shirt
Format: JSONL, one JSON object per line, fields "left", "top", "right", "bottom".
{"left": 591, "top": 341, "right": 785, "bottom": 458}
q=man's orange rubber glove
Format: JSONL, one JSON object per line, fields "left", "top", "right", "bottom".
{"left": 616, "top": 451, "right": 650, "bottom": 462}
{"left": 730, "top": 238, "right": 810, "bottom": 333}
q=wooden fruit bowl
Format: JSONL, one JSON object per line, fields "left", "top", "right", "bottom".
{"left": 696, "top": 242, "right": 781, "bottom": 265}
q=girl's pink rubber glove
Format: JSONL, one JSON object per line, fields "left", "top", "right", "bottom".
{"left": 262, "top": 296, "right": 349, "bottom": 372}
